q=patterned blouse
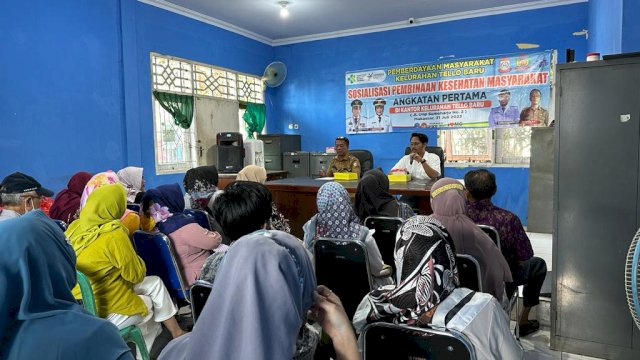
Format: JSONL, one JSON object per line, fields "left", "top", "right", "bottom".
{"left": 466, "top": 198, "right": 534, "bottom": 272}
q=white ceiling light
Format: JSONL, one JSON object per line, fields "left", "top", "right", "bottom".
{"left": 279, "top": 1, "right": 290, "bottom": 18}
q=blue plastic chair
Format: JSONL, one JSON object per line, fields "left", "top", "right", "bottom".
{"left": 132, "top": 231, "right": 190, "bottom": 302}
{"left": 126, "top": 203, "right": 141, "bottom": 213}
{"left": 183, "top": 209, "right": 211, "bottom": 230}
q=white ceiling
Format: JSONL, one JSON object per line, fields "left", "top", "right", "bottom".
{"left": 141, "top": 0, "right": 586, "bottom": 45}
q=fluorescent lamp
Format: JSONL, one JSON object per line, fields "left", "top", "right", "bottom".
{"left": 280, "top": 1, "right": 289, "bottom": 18}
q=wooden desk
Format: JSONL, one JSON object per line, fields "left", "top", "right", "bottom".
{"left": 265, "top": 177, "right": 436, "bottom": 238}
{"left": 218, "top": 170, "right": 288, "bottom": 189}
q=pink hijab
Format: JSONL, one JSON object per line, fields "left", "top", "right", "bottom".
{"left": 79, "top": 171, "right": 132, "bottom": 222}
{"left": 430, "top": 178, "right": 512, "bottom": 300}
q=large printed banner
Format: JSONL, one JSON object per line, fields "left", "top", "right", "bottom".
{"left": 345, "top": 50, "right": 554, "bottom": 134}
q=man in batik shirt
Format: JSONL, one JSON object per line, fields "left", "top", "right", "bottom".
{"left": 464, "top": 169, "right": 547, "bottom": 337}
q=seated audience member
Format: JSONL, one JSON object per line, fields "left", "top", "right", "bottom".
{"left": 117, "top": 166, "right": 145, "bottom": 204}
{"left": 236, "top": 165, "right": 291, "bottom": 232}
{"left": 322, "top": 136, "right": 361, "bottom": 177}
{"left": 182, "top": 165, "right": 220, "bottom": 211}
{"left": 0, "top": 172, "right": 54, "bottom": 221}
{"left": 465, "top": 169, "right": 547, "bottom": 336}
{"left": 355, "top": 168, "right": 414, "bottom": 222}
{"left": 142, "top": 184, "right": 223, "bottom": 286}
{"left": 303, "top": 182, "right": 393, "bottom": 288}
{"left": 353, "top": 215, "right": 524, "bottom": 360}
{"left": 65, "top": 184, "right": 186, "bottom": 350}
{"left": 0, "top": 211, "right": 133, "bottom": 360}
{"left": 160, "top": 230, "right": 359, "bottom": 360}
{"left": 200, "top": 180, "right": 273, "bottom": 283}
{"left": 430, "top": 178, "right": 512, "bottom": 302}
{"left": 80, "top": 171, "right": 152, "bottom": 235}
{"left": 49, "top": 171, "right": 92, "bottom": 224}
{"left": 390, "top": 133, "right": 440, "bottom": 180}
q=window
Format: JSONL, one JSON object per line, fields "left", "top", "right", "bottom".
{"left": 151, "top": 53, "right": 264, "bottom": 174}
{"left": 438, "top": 127, "right": 532, "bottom": 165}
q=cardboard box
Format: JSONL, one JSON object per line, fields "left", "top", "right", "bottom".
{"left": 334, "top": 172, "right": 359, "bottom": 181}
{"left": 388, "top": 174, "right": 411, "bottom": 182}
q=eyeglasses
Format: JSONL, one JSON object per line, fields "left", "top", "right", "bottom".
{"left": 409, "top": 142, "right": 423, "bottom": 146}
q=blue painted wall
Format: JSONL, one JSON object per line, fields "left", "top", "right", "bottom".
{"left": 588, "top": 0, "right": 623, "bottom": 55}
{"left": 623, "top": 0, "right": 640, "bottom": 52}
{"left": 0, "top": 0, "right": 272, "bottom": 193}
{"left": 0, "top": 0, "right": 125, "bottom": 192}
{"left": 270, "top": 3, "right": 588, "bottom": 224}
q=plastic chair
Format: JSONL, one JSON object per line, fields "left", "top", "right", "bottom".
{"left": 350, "top": 149, "right": 374, "bottom": 177}
{"left": 314, "top": 237, "right": 373, "bottom": 319}
{"left": 404, "top": 146, "right": 445, "bottom": 178}
{"left": 456, "top": 254, "right": 482, "bottom": 292}
{"left": 183, "top": 209, "right": 212, "bottom": 231}
{"left": 132, "top": 231, "right": 190, "bottom": 302}
{"left": 477, "top": 225, "right": 520, "bottom": 337}
{"left": 477, "top": 225, "right": 500, "bottom": 251}
{"left": 126, "top": 203, "right": 141, "bottom": 213}
{"left": 75, "top": 271, "right": 149, "bottom": 360}
{"left": 190, "top": 280, "right": 213, "bottom": 323}
{"left": 364, "top": 216, "right": 403, "bottom": 277}
{"left": 361, "top": 322, "right": 476, "bottom": 360}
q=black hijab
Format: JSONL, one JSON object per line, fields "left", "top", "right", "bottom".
{"left": 355, "top": 168, "right": 399, "bottom": 222}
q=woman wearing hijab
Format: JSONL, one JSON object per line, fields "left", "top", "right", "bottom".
{"left": 159, "top": 230, "right": 359, "bottom": 360}
{"left": 66, "top": 184, "right": 186, "bottom": 351}
{"left": 355, "top": 168, "right": 414, "bottom": 222}
{"left": 303, "top": 181, "right": 393, "bottom": 288}
{"left": 0, "top": 210, "right": 133, "bottom": 360}
{"left": 49, "top": 171, "right": 92, "bottom": 224}
{"left": 353, "top": 216, "right": 524, "bottom": 360}
{"left": 79, "top": 171, "right": 152, "bottom": 236}
{"left": 142, "top": 183, "right": 223, "bottom": 286}
{"left": 429, "top": 178, "right": 512, "bottom": 302}
{"left": 117, "top": 166, "right": 145, "bottom": 203}
{"left": 182, "top": 165, "right": 220, "bottom": 210}
{"left": 236, "top": 165, "right": 291, "bottom": 232}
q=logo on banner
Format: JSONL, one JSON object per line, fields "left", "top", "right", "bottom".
{"left": 345, "top": 70, "right": 386, "bottom": 85}
{"left": 516, "top": 55, "right": 530, "bottom": 71}
{"left": 498, "top": 58, "right": 511, "bottom": 73}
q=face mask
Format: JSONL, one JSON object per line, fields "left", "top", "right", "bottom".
{"left": 23, "top": 197, "right": 36, "bottom": 213}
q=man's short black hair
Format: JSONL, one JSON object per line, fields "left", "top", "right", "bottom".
{"left": 335, "top": 136, "right": 349, "bottom": 147}
{"left": 211, "top": 181, "right": 272, "bottom": 241}
{"left": 464, "top": 169, "right": 497, "bottom": 200}
{"left": 410, "top": 133, "right": 429, "bottom": 145}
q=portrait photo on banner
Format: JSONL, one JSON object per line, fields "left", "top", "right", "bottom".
{"left": 344, "top": 50, "right": 555, "bottom": 134}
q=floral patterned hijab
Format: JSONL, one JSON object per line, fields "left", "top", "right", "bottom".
{"left": 315, "top": 182, "right": 361, "bottom": 239}
{"left": 353, "top": 215, "right": 458, "bottom": 332}
{"left": 79, "top": 171, "right": 119, "bottom": 210}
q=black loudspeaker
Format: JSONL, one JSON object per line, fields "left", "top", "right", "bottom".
{"left": 217, "top": 132, "right": 243, "bottom": 147}
{"left": 208, "top": 145, "right": 244, "bottom": 173}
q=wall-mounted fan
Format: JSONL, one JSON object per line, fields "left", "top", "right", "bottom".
{"left": 263, "top": 61, "right": 287, "bottom": 88}
{"left": 626, "top": 227, "right": 640, "bottom": 330}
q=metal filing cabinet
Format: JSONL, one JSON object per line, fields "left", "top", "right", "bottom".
{"left": 258, "top": 134, "right": 301, "bottom": 171}
{"left": 283, "top": 152, "right": 310, "bottom": 178}
{"left": 552, "top": 57, "right": 640, "bottom": 359}
{"left": 310, "top": 153, "right": 332, "bottom": 177}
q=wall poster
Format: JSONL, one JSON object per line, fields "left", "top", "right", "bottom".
{"left": 345, "top": 50, "right": 555, "bottom": 134}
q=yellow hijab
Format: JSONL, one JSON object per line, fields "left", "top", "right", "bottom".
{"left": 65, "top": 183, "right": 128, "bottom": 256}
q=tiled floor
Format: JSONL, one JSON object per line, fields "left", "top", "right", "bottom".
{"left": 519, "top": 233, "right": 604, "bottom": 360}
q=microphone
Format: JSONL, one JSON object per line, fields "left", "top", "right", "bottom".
{"left": 409, "top": 154, "right": 413, "bottom": 165}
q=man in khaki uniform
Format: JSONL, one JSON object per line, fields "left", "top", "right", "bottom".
{"left": 519, "top": 89, "right": 549, "bottom": 126}
{"left": 323, "top": 136, "right": 361, "bottom": 177}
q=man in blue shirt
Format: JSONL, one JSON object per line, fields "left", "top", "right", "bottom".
{"left": 488, "top": 89, "right": 519, "bottom": 127}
